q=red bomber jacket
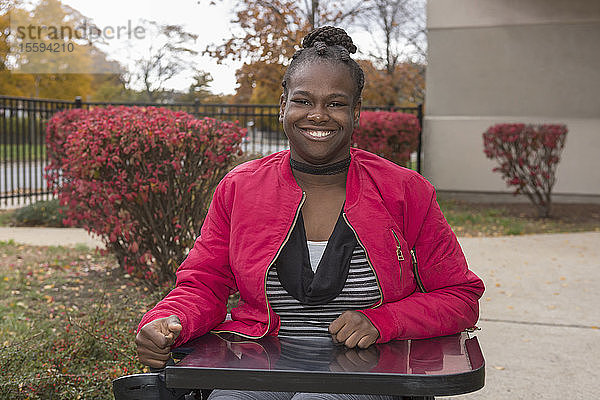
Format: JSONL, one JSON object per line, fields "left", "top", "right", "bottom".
{"left": 138, "top": 148, "right": 485, "bottom": 346}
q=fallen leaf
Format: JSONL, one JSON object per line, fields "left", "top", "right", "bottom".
{"left": 493, "top": 365, "right": 505, "bottom": 370}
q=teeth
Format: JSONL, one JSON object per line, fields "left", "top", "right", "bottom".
{"left": 306, "top": 130, "right": 334, "bottom": 138}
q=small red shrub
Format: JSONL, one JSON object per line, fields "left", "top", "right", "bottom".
{"left": 352, "top": 111, "right": 420, "bottom": 166}
{"left": 483, "top": 123, "right": 567, "bottom": 218}
{"left": 45, "top": 108, "right": 90, "bottom": 189}
{"left": 45, "top": 106, "right": 246, "bottom": 285}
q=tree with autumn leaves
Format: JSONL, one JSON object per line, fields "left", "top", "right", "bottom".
{"left": 0, "top": 0, "right": 101, "bottom": 100}
{"left": 360, "top": 0, "right": 426, "bottom": 105}
{"left": 205, "top": 0, "right": 363, "bottom": 104}
{"left": 1, "top": 0, "right": 215, "bottom": 102}
{"left": 2, "top": 0, "right": 426, "bottom": 105}
{"left": 205, "top": 0, "right": 426, "bottom": 106}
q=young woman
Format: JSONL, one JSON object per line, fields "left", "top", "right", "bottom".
{"left": 135, "top": 26, "right": 484, "bottom": 400}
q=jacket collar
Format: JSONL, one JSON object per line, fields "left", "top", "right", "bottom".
{"left": 277, "top": 149, "right": 362, "bottom": 211}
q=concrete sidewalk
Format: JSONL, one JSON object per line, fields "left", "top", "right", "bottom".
{"left": 0, "top": 226, "right": 105, "bottom": 248}
{"left": 450, "top": 232, "right": 600, "bottom": 399}
{"left": 1, "top": 227, "right": 599, "bottom": 398}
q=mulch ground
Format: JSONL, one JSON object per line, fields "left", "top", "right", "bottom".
{"left": 471, "top": 202, "right": 600, "bottom": 224}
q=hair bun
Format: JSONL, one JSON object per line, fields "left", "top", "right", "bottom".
{"left": 302, "top": 26, "right": 357, "bottom": 54}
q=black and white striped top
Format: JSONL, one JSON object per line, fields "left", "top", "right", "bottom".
{"left": 266, "top": 244, "right": 381, "bottom": 337}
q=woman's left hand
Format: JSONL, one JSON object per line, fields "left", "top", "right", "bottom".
{"left": 329, "top": 311, "right": 380, "bottom": 349}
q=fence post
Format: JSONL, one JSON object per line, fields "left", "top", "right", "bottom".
{"left": 417, "top": 104, "right": 423, "bottom": 174}
{"left": 194, "top": 98, "right": 200, "bottom": 117}
{"left": 74, "top": 96, "right": 82, "bottom": 109}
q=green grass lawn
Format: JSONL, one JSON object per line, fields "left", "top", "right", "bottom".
{"left": 0, "top": 241, "right": 160, "bottom": 399}
{"left": 0, "top": 144, "right": 47, "bottom": 162}
{"left": 438, "top": 199, "right": 600, "bottom": 237}
{"left": 440, "top": 200, "right": 526, "bottom": 236}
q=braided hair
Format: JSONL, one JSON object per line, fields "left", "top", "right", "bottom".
{"left": 282, "top": 26, "right": 365, "bottom": 106}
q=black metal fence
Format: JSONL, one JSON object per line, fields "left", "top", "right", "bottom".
{"left": 0, "top": 95, "right": 422, "bottom": 207}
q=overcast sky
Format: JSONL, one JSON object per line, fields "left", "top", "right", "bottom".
{"left": 62, "top": 0, "right": 243, "bottom": 95}
{"left": 59, "top": 0, "right": 375, "bottom": 96}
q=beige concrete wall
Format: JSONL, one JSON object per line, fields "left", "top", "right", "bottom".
{"left": 428, "top": 0, "right": 600, "bottom": 29}
{"left": 423, "top": 117, "right": 600, "bottom": 196}
{"left": 424, "top": 0, "right": 600, "bottom": 201}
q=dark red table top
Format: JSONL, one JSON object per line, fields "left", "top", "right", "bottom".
{"left": 165, "top": 332, "right": 485, "bottom": 397}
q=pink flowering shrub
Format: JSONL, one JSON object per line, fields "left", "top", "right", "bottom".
{"left": 483, "top": 123, "right": 567, "bottom": 218}
{"left": 46, "top": 108, "right": 90, "bottom": 170}
{"left": 352, "top": 111, "right": 420, "bottom": 166}
{"left": 45, "top": 106, "right": 246, "bottom": 285}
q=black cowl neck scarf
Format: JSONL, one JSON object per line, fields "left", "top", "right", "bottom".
{"left": 274, "top": 210, "right": 357, "bottom": 305}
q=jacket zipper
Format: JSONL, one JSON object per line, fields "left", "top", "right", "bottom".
{"left": 342, "top": 213, "right": 384, "bottom": 308}
{"left": 390, "top": 228, "right": 404, "bottom": 261}
{"left": 410, "top": 247, "right": 427, "bottom": 293}
{"left": 211, "top": 192, "right": 307, "bottom": 339}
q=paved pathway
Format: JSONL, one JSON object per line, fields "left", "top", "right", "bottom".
{"left": 1, "top": 228, "right": 599, "bottom": 398}
{"left": 0, "top": 227, "right": 104, "bottom": 248}
{"left": 450, "top": 232, "right": 600, "bottom": 399}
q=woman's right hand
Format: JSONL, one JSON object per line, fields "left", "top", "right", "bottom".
{"left": 135, "top": 315, "right": 182, "bottom": 368}
{"left": 329, "top": 346, "right": 379, "bottom": 372}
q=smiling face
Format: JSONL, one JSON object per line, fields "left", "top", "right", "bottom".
{"left": 280, "top": 61, "right": 361, "bottom": 166}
